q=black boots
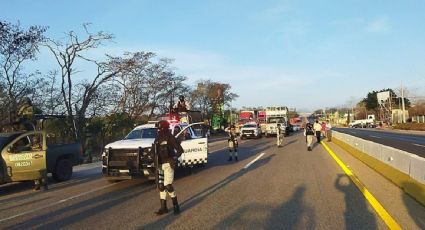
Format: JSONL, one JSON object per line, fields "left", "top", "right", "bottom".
{"left": 155, "top": 199, "right": 168, "bottom": 215}
{"left": 172, "top": 197, "right": 180, "bottom": 215}
{"left": 235, "top": 156, "right": 238, "bottom": 161}
{"left": 228, "top": 157, "right": 232, "bottom": 161}
{"left": 155, "top": 198, "right": 180, "bottom": 215}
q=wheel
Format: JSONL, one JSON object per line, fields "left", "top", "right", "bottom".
{"left": 52, "top": 158, "right": 73, "bottom": 182}
{"left": 241, "top": 135, "right": 246, "bottom": 140}
{"left": 265, "top": 133, "right": 269, "bottom": 138}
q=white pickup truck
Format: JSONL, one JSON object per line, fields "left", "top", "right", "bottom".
{"left": 102, "top": 122, "right": 208, "bottom": 181}
{"left": 349, "top": 115, "right": 376, "bottom": 128}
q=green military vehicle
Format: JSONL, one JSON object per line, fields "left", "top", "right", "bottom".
{"left": 0, "top": 130, "right": 83, "bottom": 189}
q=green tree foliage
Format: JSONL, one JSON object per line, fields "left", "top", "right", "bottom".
{"left": 361, "top": 88, "right": 411, "bottom": 111}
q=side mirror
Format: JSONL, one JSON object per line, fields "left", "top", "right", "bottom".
{"left": 7, "top": 146, "right": 14, "bottom": 153}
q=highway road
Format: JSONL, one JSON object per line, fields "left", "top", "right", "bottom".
{"left": 333, "top": 128, "right": 425, "bottom": 158}
{"left": 1, "top": 133, "right": 424, "bottom": 229}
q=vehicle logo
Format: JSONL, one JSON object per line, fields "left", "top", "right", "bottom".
{"left": 33, "top": 154, "right": 44, "bottom": 159}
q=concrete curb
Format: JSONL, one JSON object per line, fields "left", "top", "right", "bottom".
{"left": 332, "top": 137, "right": 425, "bottom": 207}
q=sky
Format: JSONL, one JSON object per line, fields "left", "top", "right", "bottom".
{"left": 2, "top": 0, "right": 425, "bottom": 112}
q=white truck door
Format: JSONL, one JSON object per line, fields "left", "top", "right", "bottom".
{"left": 175, "top": 123, "right": 208, "bottom": 167}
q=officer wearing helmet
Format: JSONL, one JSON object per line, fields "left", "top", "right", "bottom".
{"left": 225, "top": 124, "right": 238, "bottom": 161}
{"left": 175, "top": 95, "right": 190, "bottom": 113}
{"left": 153, "top": 120, "right": 184, "bottom": 215}
{"left": 17, "top": 97, "right": 35, "bottom": 131}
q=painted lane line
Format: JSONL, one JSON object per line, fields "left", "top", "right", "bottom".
{"left": 369, "top": 135, "right": 382, "bottom": 139}
{"left": 412, "top": 143, "right": 425, "bottom": 148}
{"left": 0, "top": 182, "right": 120, "bottom": 223}
{"left": 243, "top": 152, "right": 265, "bottom": 170}
{"left": 321, "top": 142, "right": 401, "bottom": 230}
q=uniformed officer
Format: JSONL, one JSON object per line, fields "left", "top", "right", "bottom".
{"left": 225, "top": 125, "right": 238, "bottom": 161}
{"left": 17, "top": 97, "right": 35, "bottom": 131}
{"left": 154, "top": 120, "right": 184, "bottom": 215}
{"left": 276, "top": 123, "right": 284, "bottom": 147}
{"left": 175, "top": 95, "right": 190, "bottom": 113}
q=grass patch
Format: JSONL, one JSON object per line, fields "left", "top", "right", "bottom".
{"left": 393, "top": 123, "right": 425, "bottom": 131}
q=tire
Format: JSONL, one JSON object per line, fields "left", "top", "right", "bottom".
{"left": 241, "top": 136, "right": 246, "bottom": 140}
{"left": 52, "top": 158, "right": 73, "bottom": 182}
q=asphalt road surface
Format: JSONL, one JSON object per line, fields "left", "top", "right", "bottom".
{"left": 1, "top": 133, "right": 424, "bottom": 229}
{"left": 333, "top": 127, "right": 425, "bottom": 158}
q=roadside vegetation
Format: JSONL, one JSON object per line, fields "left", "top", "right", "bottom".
{"left": 0, "top": 21, "right": 238, "bottom": 161}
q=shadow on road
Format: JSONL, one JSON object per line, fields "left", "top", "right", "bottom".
{"left": 266, "top": 186, "right": 315, "bottom": 230}
{"left": 6, "top": 179, "right": 154, "bottom": 230}
{"left": 139, "top": 153, "right": 276, "bottom": 229}
{"left": 209, "top": 185, "right": 315, "bottom": 229}
{"left": 335, "top": 174, "right": 377, "bottom": 230}
{"left": 401, "top": 181, "right": 425, "bottom": 229}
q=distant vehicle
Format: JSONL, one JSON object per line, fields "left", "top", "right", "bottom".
{"left": 265, "top": 106, "right": 289, "bottom": 137}
{"left": 237, "top": 110, "right": 256, "bottom": 134}
{"left": 257, "top": 111, "right": 267, "bottom": 134}
{"left": 349, "top": 115, "right": 376, "bottom": 128}
{"left": 0, "top": 130, "right": 83, "bottom": 185}
{"left": 102, "top": 120, "right": 209, "bottom": 182}
{"left": 240, "top": 123, "right": 262, "bottom": 139}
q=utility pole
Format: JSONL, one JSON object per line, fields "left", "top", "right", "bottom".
{"left": 401, "top": 81, "right": 406, "bottom": 123}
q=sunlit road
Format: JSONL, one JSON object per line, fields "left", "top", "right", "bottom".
{"left": 333, "top": 127, "right": 425, "bottom": 158}
{"left": 1, "top": 133, "right": 425, "bottom": 229}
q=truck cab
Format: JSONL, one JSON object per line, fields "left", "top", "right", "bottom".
{"left": 240, "top": 122, "right": 262, "bottom": 139}
{"left": 0, "top": 131, "right": 47, "bottom": 185}
{"left": 102, "top": 121, "right": 208, "bottom": 181}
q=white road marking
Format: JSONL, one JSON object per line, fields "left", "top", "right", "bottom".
{"left": 0, "top": 182, "right": 120, "bottom": 223}
{"left": 243, "top": 152, "right": 265, "bottom": 169}
{"left": 369, "top": 135, "right": 382, "bottom": 139}
{"left": 413, "top": 143, "right": 425, "bottom": 148}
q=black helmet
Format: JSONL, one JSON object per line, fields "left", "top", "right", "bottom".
{"left": 179, "top": 95, "right": 185, "bottom": 101}
{"left": 230, "top": 124, "right": 235, "bottom": 129}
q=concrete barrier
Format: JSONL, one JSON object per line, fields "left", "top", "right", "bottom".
{"left": 380, "top": 145, "right": 412, "bottom": 175}
{"left": 410, "top": 155, "right": 425, "bottom": 184}
{"left": 363, "top": 140, "right": 382, "bottom": 160}
{"left": 332, "top": 130, "right": 425, "bottom": 206}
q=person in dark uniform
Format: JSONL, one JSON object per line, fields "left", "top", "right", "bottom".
{"left": 154, "top": 120, "right": 184, "bottom": 215}
{"left": 175, "top": 95, "right": 190, "bottom": 112}
{"left": 225, "top": 124, "right": 238, "bottom": 161}
{"left": 17, "top": 97, "right": 35, "bottom": 131}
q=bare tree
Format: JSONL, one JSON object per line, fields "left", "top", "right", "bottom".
{"left": 0, "top": 21, "right": 46, "bottom": 124}
{"left": 45, "top": 24, "right": 136, "bottom": 143}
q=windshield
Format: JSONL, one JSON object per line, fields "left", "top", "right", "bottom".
{"left": 267, "top": 117, "right": 285, "bottom": 123}
{"left": 243, "top": 124, "right": 257, "bottom": 128}
{"left": 124, "top": 128, "right": 158, "bottom": 139}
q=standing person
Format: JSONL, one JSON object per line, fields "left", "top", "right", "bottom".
{"left": 17, "top": 97, "right": 35, "bottom": 131}
{"left": 276, "top": 123, "right": 284, "bottom": 147}
{"left": 174, "top": 95, "right": 190, "bottom": 112}
{"left": 225, "top": 125, "right": 238, "bottom": 161}
{"left": 313, "top": 120, "right": 322, "bottom": 143}
{"left": 304, "top": 123, "right": 315, "bottom": 151}
{"left": 154, "top": 120, "right": 184, "bottom": 215}
{"left": 321, "top": 121, "right": 327, "bottom": 138}
{"left": 326, "top": 121, "right": 332, "bottom": 142}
